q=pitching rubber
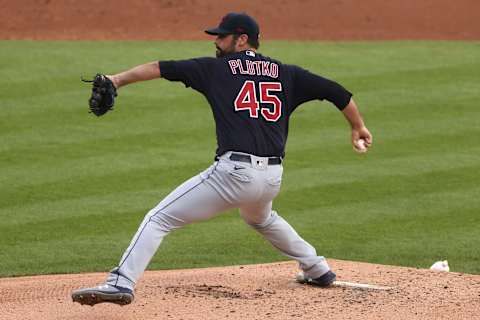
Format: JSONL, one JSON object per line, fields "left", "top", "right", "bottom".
{"left": 296, "top": 272, "right": 392, "bottom": 291}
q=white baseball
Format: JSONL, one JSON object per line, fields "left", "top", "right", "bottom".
{"left": 355, "top": 139, "right": 367, "bottom": 153}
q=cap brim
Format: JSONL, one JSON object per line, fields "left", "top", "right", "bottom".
{"left": 205, "top": 27, "right": 232, "bottom": 35}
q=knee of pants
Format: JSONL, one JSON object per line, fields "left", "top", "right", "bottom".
{"left": 243, "top": 210, "right": 278, "bottom": 230}
{"left": 148, "top": 210, "right": 187, "bottom": 233}
{"left": 240, "top": 202, "right": 274, "bottom": 225}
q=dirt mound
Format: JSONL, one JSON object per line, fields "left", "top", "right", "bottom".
{"left": 1, "top": 260, "right": 479, "bottom": 319}
{"left": 1, "top": 0, "right": 479, "bottom": 40}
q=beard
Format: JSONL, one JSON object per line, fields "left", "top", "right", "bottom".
{"left": 216, "top": 41, "right": 236, "bottom": 58}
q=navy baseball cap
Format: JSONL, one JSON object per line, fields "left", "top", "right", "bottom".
{"left": 205, "top": 12, "right": 259, "bottom": 40}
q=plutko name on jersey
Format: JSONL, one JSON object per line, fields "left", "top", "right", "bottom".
{"left": 228, "top": 59, "right": 279, "bottom": 79}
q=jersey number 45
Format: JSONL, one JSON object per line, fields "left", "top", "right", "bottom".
{"left": 234, "top": 80, "right": 282, "bottom": 122}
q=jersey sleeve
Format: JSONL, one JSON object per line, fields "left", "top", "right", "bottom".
{"left": 290, "top": 65, "right": 352, "bottom": 111}
{"left": 159, "top": 57, "right": 216, "bottom": 94}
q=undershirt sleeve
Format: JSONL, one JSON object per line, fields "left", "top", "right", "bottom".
{"left": 291, "top": 65, "right": 352, "bottom": 111}
{"left": 159, "top": 58, "right": 215, "bottom": 94}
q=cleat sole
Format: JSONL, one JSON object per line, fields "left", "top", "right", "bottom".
{"left": 72, "top": 291, "right": 133, "bottom": 306}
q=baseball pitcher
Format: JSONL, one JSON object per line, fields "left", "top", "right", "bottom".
{"left": 72, "top": 12, "right": 373, "bottom": 306}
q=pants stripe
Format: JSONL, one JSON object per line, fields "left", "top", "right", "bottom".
{"left": 115, "top": 162, "right": 219, "bottom": 280}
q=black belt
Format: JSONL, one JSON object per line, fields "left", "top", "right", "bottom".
{"left": 215, "top": 153, "right": 282, "bottom": 165}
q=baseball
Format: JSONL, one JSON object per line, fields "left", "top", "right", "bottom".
{"left": 355, "top": 139, "right": 367, "bottom": 153}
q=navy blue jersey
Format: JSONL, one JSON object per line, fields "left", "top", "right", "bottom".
{"left": 159, "top": 50, "right": 352, "bottom": 157}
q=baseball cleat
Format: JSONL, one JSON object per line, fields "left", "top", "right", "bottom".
{"left": 72, "top": 284, "right": 134, "bottom": 306}
{"left": 296, "top": 270, "right": 336, "bottom": 287}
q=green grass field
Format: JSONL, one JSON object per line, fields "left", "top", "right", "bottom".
{"left": 1, "top": 41, "right": 479, "bottom": 277}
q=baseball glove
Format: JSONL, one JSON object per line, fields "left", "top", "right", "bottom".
{"left": 82, "top": 74, "right": 117, "bottom": 116}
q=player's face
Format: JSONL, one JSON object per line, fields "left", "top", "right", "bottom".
{"left": 215, "top": 34, "right": 237, "bottom": 58}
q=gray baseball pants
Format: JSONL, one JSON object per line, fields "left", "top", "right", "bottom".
{"left": 107, "top": 151, "right": 330, "bottom": 290}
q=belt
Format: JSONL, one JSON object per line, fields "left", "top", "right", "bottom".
{"left": 215, "top": 152, "right": 282, "bottom": 165}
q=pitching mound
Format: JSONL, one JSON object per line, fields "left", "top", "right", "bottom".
{"left": 1, "top": 259, "right": 479, "bottom": 319}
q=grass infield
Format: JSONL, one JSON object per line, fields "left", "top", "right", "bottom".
{"left": 0, "top": 41, "right": 479, "bottom": 277}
